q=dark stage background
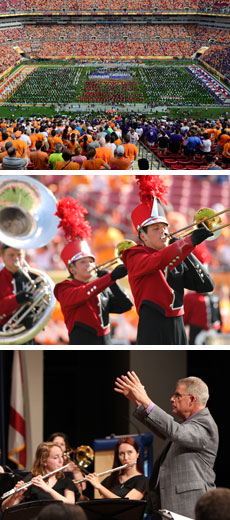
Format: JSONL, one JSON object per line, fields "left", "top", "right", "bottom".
{"left": 0, "top": 351, "right": 229, "bottom": 488}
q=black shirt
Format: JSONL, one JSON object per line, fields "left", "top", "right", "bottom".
{"left": 101, "top": 474, "right": 148, "bottom": 500}
{"left": 23, "top": 473, "right": 75, "bottom": 502}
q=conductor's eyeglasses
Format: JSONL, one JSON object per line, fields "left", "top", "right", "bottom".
{"left": 172, "top": 392, "right": 191, "bottom": 400}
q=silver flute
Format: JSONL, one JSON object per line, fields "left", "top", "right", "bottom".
{"left": 73, "top": 461, "right": 137, "bottom": 484}
{"left": 1, "top": 463, "right": 70, "bottom": 500}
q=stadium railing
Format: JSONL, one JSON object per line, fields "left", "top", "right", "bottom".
{"left": 138, "top": 141, "right": 164, "bottom": 170}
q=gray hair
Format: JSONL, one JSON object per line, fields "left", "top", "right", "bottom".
{"left": 177, "top": 376, "right": 209, "bottom": 406}
{"left": 55, "top": 143, "right": 63, "bottom": 153}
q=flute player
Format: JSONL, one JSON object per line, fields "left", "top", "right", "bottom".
{"left": 1, "top": 442, "right": 75, "bottom": 511}
{"left": 84, "top": 436, "right": 148, "bottom": 500}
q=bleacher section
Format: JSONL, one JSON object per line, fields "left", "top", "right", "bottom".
{"left": 0, "top": 25, "right": 229, "bottom": 67}
{"left": 0, "top": 0, "right": 229, "bottom": 11}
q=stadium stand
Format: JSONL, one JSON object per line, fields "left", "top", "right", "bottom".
{"left": 0, "top": 0, "right": 229, "bottom": 11}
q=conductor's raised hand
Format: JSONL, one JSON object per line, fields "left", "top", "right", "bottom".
{"left": 114, "top": 371, "right": 151, "bottom": 408}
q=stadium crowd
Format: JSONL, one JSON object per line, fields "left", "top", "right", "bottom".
{"left": 0, "top": 0, "right": 228, "bottom": 12}
{"left": 1, "top": 113, "right": 230, "bottom": 170}
{"left": 0, "top": 25, "right": 229, "bottom": 70}
{"left": 1, "top": 174, "right": 228, "bottom": 345}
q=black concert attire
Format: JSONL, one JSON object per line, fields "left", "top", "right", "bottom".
{"left": 101, "top": 474, "right": 148, "bottom": 500}
{"left": 22, "top": 473, "right": 76, "bottom": 502}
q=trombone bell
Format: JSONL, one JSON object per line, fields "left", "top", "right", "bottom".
{"left": 194, "top": 208, "right": 223, "bottom": 241}
{"left": 75, "top": 445, "right": 94, "bottom": 469}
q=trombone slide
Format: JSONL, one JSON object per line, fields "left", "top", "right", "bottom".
{"left": 1, "top": 463, "right": 70, "bottom": 500}
{"left": 73, "top": 461, "right": 137, "bottom": 484}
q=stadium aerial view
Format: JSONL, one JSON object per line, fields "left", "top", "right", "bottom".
{"left": 0, "top": 1, "right": 230, "bottom": 169}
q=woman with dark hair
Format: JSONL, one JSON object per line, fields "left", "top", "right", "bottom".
{"left": 85, "top": 437, "right": 148, "bottom": 500}
{"left": 47, "top": 432, "right": 71, "bottom": 455}
{"left": 1, "top": 442, "right": 75, "bottom": 512}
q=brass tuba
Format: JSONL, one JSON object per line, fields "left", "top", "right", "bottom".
{"left": 0, "top": 176, "right": 60, "bottom": 345}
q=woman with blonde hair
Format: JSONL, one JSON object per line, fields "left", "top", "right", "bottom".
{"left": 1, "top": 442, "right": 75, "bottom": 512}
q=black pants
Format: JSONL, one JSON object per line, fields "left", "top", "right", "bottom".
{"left": 69, "top": 323, "right": 112, "bottom": 345}
{"left": 137, "top": 305, "right": 188, "bottom": 345}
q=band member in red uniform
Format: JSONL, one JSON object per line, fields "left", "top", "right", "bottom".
{"left": 122, "top": 176, "right": 215, "bottom": 345}
{"left": 183, "top": 291, "right": 222, "bottom": 345}
{"left": 0, "top": 244, "right": 35, "bottom": 343}
{"left": 54, "top": 197, "right": 132, "bottom": 345}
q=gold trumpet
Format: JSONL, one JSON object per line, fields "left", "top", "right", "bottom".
{"left": 90, "top": 240, "right": 136, "bottom": 273}
{"left": 168, "top": 207, "right": 230, "bottom": 242}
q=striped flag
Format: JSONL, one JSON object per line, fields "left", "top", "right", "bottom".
{"left": 8, "top": 351, "right": 26, "bottom": 468}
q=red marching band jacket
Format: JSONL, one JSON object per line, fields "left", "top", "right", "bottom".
{"left": 54, "top": 273, "right": 115, "bottom": 337}
{"left": 0, "top": 267, "right": 19, "bottom": 325}
{"left": 122, "top": 235, "right": 197, "bottom": 317}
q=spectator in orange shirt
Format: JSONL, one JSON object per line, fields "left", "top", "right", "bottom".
{"left": 109, "top": 146, "right": 131, "bottom": 170}
{"left": 81, "top": 148, "right": 110, "bottom": 170}
{"left": 216, "top": 130, "right": 230, "bottom": 154}
{"left": 48, "top": 129, "right": 63, "bottom": 152}
{"left": 14, "top": 131, "right": 29, "bottom": 164}
{"left": 29, "top": 141, "right": 49, "bottom": 170}
{"left": 95, "top": 137, "right": 113, "bottom": 165}
{"left": 67, "top": 133, "right": 78, "bottom": 154}
{"left": 29, "top": 128, "right": 39, "bottom": 151}
{"left": 123, "top": 134, "right": 138, "bottom": 170}
{"left": 0, "top": 131, "right": 13, "bottom": 151}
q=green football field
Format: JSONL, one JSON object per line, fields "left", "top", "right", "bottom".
{"left": 7, "top": 65, "right": 218, "bottom": 106}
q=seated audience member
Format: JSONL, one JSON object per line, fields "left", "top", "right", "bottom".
{"left": 201, "top": 155, "right": 222, "bottom": 170}
{"left": 71, "top": 145, "right": 87, "bottom": 167}
{"left": 55, "top": 149, "right": 80, "bottom": 170}
{"left": 195, "top": 488, "right": 230, "bottom": 520}
{"left": 48, "top": 143, "right": 64, "bottom": 169}
{"left": 2, "top": 145, "right": 26, "bottom": 170}
{"left": 36, "top": 503, "right": 87, "bottom": 520}
{"left": 81, "top": 148, "right": 110, "bottom": 170}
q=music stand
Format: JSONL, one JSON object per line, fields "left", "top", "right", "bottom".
{"left": 79, "top": 498, "right": 147, "bottom": 520}
{"left": 0, "top": 475, "right": 16, "bottom": 497}
{"left": 2, "top": 500, "right": 63, "bottom": 520}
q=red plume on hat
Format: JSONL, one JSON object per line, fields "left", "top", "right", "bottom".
{"left": 55, "top": 196, "right": 95, "bottom": 267}
{"left": 132, "top": 175, "right": 168, "bottom": 231}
